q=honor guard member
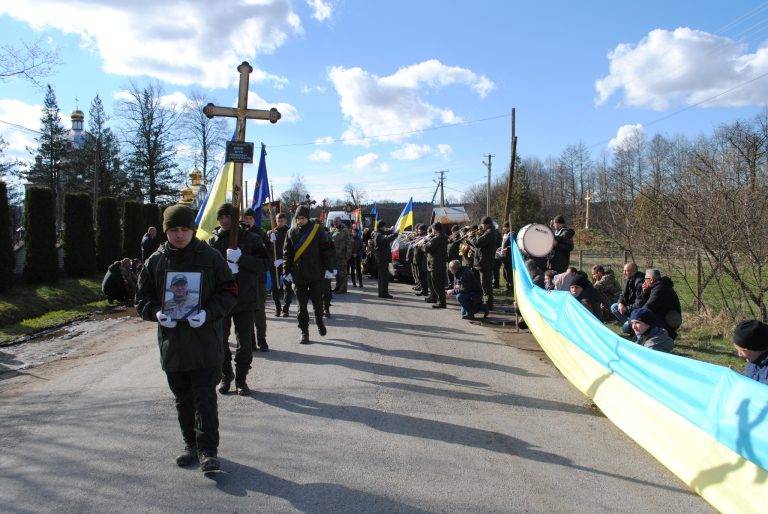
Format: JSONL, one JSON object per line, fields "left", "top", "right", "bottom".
{"left": 424, "top": 222, "right": 448, "bottom": 308}
{"left": 266, "top": 212, "right": 293, "bottom": 317}
{"left": 322, "top": 225, "right": 335, "bottom": 317}
{"left": 330, "top": 217, "right": 353, "bottom": 293}
{"left": 163, "top": 274, "right": 199, "bottom": 319}
{"left": 240, "top": 208, "right": 271, "bottom": 351}
{"left": 474, "top": 217, "right": 498, "bottom": 311}
{"left": 447, "top": 225, "right": 462, "bottom": 285}
{"left": 283, "top": 205, "right": 336, "bottom": 344}
{"left": 136, "top": 204, "right": 237, "bottom": 474}
{"left": 374, "top": 221, "right": 398, "bottom": 299}
{"left": 209, "top": 203, "right": 268, "bottom": 394}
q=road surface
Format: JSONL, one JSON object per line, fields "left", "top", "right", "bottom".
{"left": 0, "top": 282, "right": 710, "bottom": 513}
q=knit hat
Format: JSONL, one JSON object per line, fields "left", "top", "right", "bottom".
{"left": 162, "top": 204, "right": 197, "bottom": 232}
{"left": 630, "top": 307, "right": 658, "bottom": 327}
{"left": 571, "top": 274, "right": 591, "bottom": 289}
{"left": 295, "top": 205, "right": 310, "bottom": 219}
{"left": 733, "top": 320, "right": 768, "bottom": 351}
{"left": 481, "top": 216, "right": 493, "bottom": 226}
{"left": 243, "top": 207, "right": 256, "bottom": 218}
{"left": 217, "top": 203, "right": 234, "bottom": 218}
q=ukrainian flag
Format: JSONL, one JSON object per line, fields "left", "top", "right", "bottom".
{"left": 393, "top": 197, "right": 414, "bottom": 233}
{"left": 195, "top": 161, "right": 234, "bottom": 242}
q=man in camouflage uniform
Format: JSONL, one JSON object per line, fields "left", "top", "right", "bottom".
{"left": 330, "top": 216, "right": 352, "bottom": 294}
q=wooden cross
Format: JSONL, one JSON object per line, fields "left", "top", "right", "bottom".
{"left": 203, "top": 61, "right": 281, "bottom": 248}
{"left": 584, "top": 192, "right": 592, "bottom": 229}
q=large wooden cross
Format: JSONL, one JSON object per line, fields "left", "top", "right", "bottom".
{"left": 203, "top": 61, "right": 281, "bottom": 248}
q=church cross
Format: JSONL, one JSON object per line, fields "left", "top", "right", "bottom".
{"left": 584, "top": 192, "right": 592, "bottom": 230}
{"left": 203, "top": 61, "right": 281, "bottom": 248}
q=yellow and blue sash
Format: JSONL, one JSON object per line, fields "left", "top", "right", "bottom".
{"left": 293, "top": 223, "right": 320, "bottom": 262}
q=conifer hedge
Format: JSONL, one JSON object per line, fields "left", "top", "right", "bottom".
{"left": 23, "top": 187, "right": 58, "bottom": 283}
{"left": 63, "top": 193, "right": 96, "bottom": 277}
{"left": 121, "top": 201, "right": 144, "bottom": 259}
{"left": 142, "top": 203, "right": 161, "bottom": 235}
{"left": 0, "top": 182, "right": 16, "bottom": 292}
{"left": 96, "top": 197, "right": 121, "bottom": 271}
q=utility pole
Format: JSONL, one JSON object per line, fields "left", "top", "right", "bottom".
{"left": 435, "top": 170, "right": 448, "bottom": 208}
{"left": 482, "top": 154, "right": 493, "bottom": 218}
{"left": 503, "top": 108, "right": 516, "bottom": 225}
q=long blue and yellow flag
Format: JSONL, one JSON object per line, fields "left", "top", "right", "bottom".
{"left": 393, "top": 197, "right": 414, "bottom": 233}
{"left": 195, "top": 162, "right": 233, "bottom": 242}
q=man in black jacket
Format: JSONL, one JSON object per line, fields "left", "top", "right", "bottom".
{"left": 611, "top": 261, "right": 645, "bottom": 333}
{"left": 283, "top": 205, "right": 336, "bottom": 344}
{"left": 136, "top": 204, "right": 237, "bottom": 474}
{"left": 240, "top": 208, "right": 270, "bottom": 351}
{"left": 448, "top": 259, "right": 488, "bottom": 320}
{"left": 424, "top": 222, "right": 448, "bottom": 308}
{"left": 639, "top": 268, "right": 682, "bottom": 339}
{"left": 209, "top": 203, "right": 268, "bottom": 395}
{"left": 410, "top": 224, "right": 429, "bottom": 296}
{"left": 267, "top": 212, "right": 293, "bottom": 317}
{"left": 141, "top": 226, "right": 159, "bottom": 262}
{"left": 549, "top": 215, "right": 574, "bottom": 273}
{"left": 374, "top": 221, "right": 398, "bottom": 299}
{"left": 473, "top": 216, "right": 498, "bottom": 310}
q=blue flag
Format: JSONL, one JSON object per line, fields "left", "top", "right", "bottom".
{"left": 251, "top": 143, "right": 270, "bottom": 227}
{"left": 370, "top": 204, "right": 378, "bottom": 230}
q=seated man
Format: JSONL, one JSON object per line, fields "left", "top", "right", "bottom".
{"left": 447, "top": 259, "right": 488, "bottom": 320}
{"left": 640, "top": 268, "right": 682, "bottom": 339}
{"left": 733, "top": 320, "right": 768, "bottom": 385}
{"left": 592, "top": 265, "right": 621, "bottom": 320}
{"left": 628, "top": 307, "right": 674, "bottom": 353}
{"left": 611, "top": 262, "right": 645, "bottom": 333}
{"left": 553, "top": 266, "right": 579, "bottom": 291}
{"left": 569, "top": 274, "right": 599, "bottom": 317}
{"left": 525, "top": 259, "right": 545, "bottom": 288}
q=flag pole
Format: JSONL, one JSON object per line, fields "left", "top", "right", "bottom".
{"left": 262, "top": 144, "right": 278, "bottom": 261}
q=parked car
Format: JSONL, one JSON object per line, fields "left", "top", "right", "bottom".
{"left": 388, "top": 231, "right": 414, "bottom": 282}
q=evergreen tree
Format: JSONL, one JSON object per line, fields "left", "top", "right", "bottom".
{"left": 63, "top": 193, "right": 96, "bottom": 277}
{"left": 23, "top": 187, "right": 58, "bottom": 283}
{"left": 27, "top": 85, "right": 69, "bottom": 227}
{"left": 141, "top": 203, "right": 161, "bottom": 234}
{"left": 96, "top": 197, "right": 121, "bottom": 270}
{"left": 0, "top": 182, "right": 16, "bottom": 292}
{"left": 122, "top": 200, "right": 144, "bottom": 259}
{"left": 508, "top": 164, "right": 542, "bottom": 231}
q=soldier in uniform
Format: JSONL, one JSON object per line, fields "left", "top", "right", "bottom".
{"left": 283, "top": 206, "right": 336, "bottom": 344}
{"left": 209, "top": 203, "right": 268, "bottom": 395}
{"left": 446, "top": 225, "right": 462, "bottom": 286}
{"left": 162, "top": 274, "right": 200, "bottom": 320}
{"left": 473, "top": 216, "right": 499, "bottom": 311}
{"left": 424, "top": 222, "right": 448, "bottom": 308}
{"left": 136, "top": 204, "right": 237, "bottom": 474}
{"left": 412, "top": 224, "right": 430, "bottom": 296}
{"left": 267, "top": 212, "right": 293, "bottom": 317}
{"left": 241, "top": 208, "right": 271, "bottom": 351}
{"left": 330, "top": 217, "right": 352, "bottom": 294}
{"left": 322, "top": 224, "right": 335, "bottom": 317}
{"left": 374, "top": 221, "right": 398, "bottom": 299}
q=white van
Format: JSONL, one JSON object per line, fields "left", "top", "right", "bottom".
{"left": 324, "top": 211, "right": 355, "bottom": 228}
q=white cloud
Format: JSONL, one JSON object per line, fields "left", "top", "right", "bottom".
{"left": 347, "top": 152, "right": 388, "bottom": 172}
{"left": 175, "top": 144, "right": 195, "bottom": 158}
{"left": 0, "top": 1, "right": 301, "bottom": 88}
{"left": 307, "top": 0, "right": 332, "bottom": 21}
{"left": 159, "top": 91, "right": 190, "bottom": 109}
{"left": 609, "top": 123, "right": 645, "bottom": 150}
{"left": 315, "top": 136, "right": 334, "bottom": 145}
{"left": 245, "top": 90, "right": 299, "bottom": 123}
{"left": 308, "top": 149, "right": 332, "bottom": 162}
{"left": 436, "top": 143, "right": 453, "bottom": 156}
{"left": 0, "top": 98, "right": 42, "bottom": 161}
{"left": 392, "top": 143, "right": 432, "bottom": 160}
{"left": 596, "top": 27, "right": 768, "bottom": 110}
{"left": 328, "top": 59, "right": 493, "bottom": 144}
{"left": 301, "top": 84, "right": 327, "bottom": 94}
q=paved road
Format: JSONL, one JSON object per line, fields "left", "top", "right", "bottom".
{"left": 0, "top": 282, "right": 710, "bottom": 513}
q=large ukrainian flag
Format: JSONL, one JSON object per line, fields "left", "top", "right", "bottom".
{"left": 394, "top": 197, "right": 414, "bottom": 233}
{"left": 195, "top": 162, "right": 234, "bottom": 242}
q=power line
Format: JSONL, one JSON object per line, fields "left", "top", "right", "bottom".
{"left": 0, "top": 118, "right": 41, "bottom": 134}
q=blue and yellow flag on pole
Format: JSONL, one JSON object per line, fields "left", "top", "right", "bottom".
{"left": 393, "top": 197, "right": 414, "bottom": 233}
{"left": 195, "top": 162, "right": 234, "bottom": 242}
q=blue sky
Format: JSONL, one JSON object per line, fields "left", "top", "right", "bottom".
{"left": 2, "top": 0, "right": 767, "bottom": 203}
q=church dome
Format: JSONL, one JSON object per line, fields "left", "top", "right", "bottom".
{"left": 180, "top": 185, "right": 194, "bottom": 204}
{"left": 71, "top": 109, "right": 85, "bottom": 122}
{"left": 189, "top": 166, "right": 203, "bottom": 187}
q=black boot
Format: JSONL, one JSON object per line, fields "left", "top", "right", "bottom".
{"left": 275, "top": 303, "right": 282, "bottom": 317}
{"left": 431, "top": 303, "right": 447, "bottom": 309}
{"left": 325, "top": 307, "right": 331, "bottom": 318}
{"left": 424, "top": 296, "right": 437, "bottom": 303}
{"left": 316, "top": 318, "right": 327, "bottom": 336}
{"left": 217, "top": 376, "right": 232, "bottom": 395}
{"left": 282, "top": 306, "right": 290, "bottom": 317}
{"left": 299, "top": 331, "right": 311, "bottom": 344}
{"left": 175, "top": 446, "right": 198, "bottom": 467}
{"left": 257, "top": 339, "right": 270, "bottom": 352}
{"left": 199, "top": 453, "right": 220, "bottom": 473}
{"left": 235, "top": 374, "right": 251, "bottom": 396}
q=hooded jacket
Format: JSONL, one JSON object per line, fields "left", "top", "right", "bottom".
{"left": 642, "top": 276, "right": 682, "bottom": 338}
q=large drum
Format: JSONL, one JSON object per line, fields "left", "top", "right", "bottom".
{"left": 516, "top": 223, "right": 555, "bottom": 258}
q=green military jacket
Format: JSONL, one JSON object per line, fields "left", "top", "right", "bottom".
{"left": 136, "top": 238, "right": 237, "bottom": 372}
{"left": 424, "top": 232, "right": 448, "bottom": 272}
{"left": 208, "top": 225, "right": 268, "bottom": 312}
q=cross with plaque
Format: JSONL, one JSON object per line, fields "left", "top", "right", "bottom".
{"left": 203, "top": 61, "right": 281, "bottom": 248}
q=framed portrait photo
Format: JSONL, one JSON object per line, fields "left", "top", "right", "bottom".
{"left": 162, "top": 271, "right": 202, "bottom": 321}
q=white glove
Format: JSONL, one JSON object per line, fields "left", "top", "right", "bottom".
{"left": 226, "top": 248, "right": 242, "bottom": 263}
{"left": 270, "top": 232, "right": 277, "bottom": 242}
{"left": 156, "top": 311, "right": 177, "bottom": 329}
{"left": 228, "top": 261, "right": 239, "bottom": 274}
{"left": 330, "top": 269, "right": 338, "bottom": 277}
{"left": 283, "top": 273, "right": 293, "bottom": 283}
{"left": 188, "top": 310, "right": 207, "bottom": 328}
{"left": 274, "top": 258, "right": 285, "bottom": 267}
{"left": 324, "top": 270, "right": 335, "bottom": 279}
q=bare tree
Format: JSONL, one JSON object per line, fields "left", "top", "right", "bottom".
{"left": 280, "top": 174, "right": 310, "bottom": 211}
{"left": 343, "top": 183, "right": 366, "bottom": 207}
{"left": 0, "top": 39, "right": 60, "bottom": 87}
{"left": 182, "top": 91, "right": 228, "bottom": 184}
